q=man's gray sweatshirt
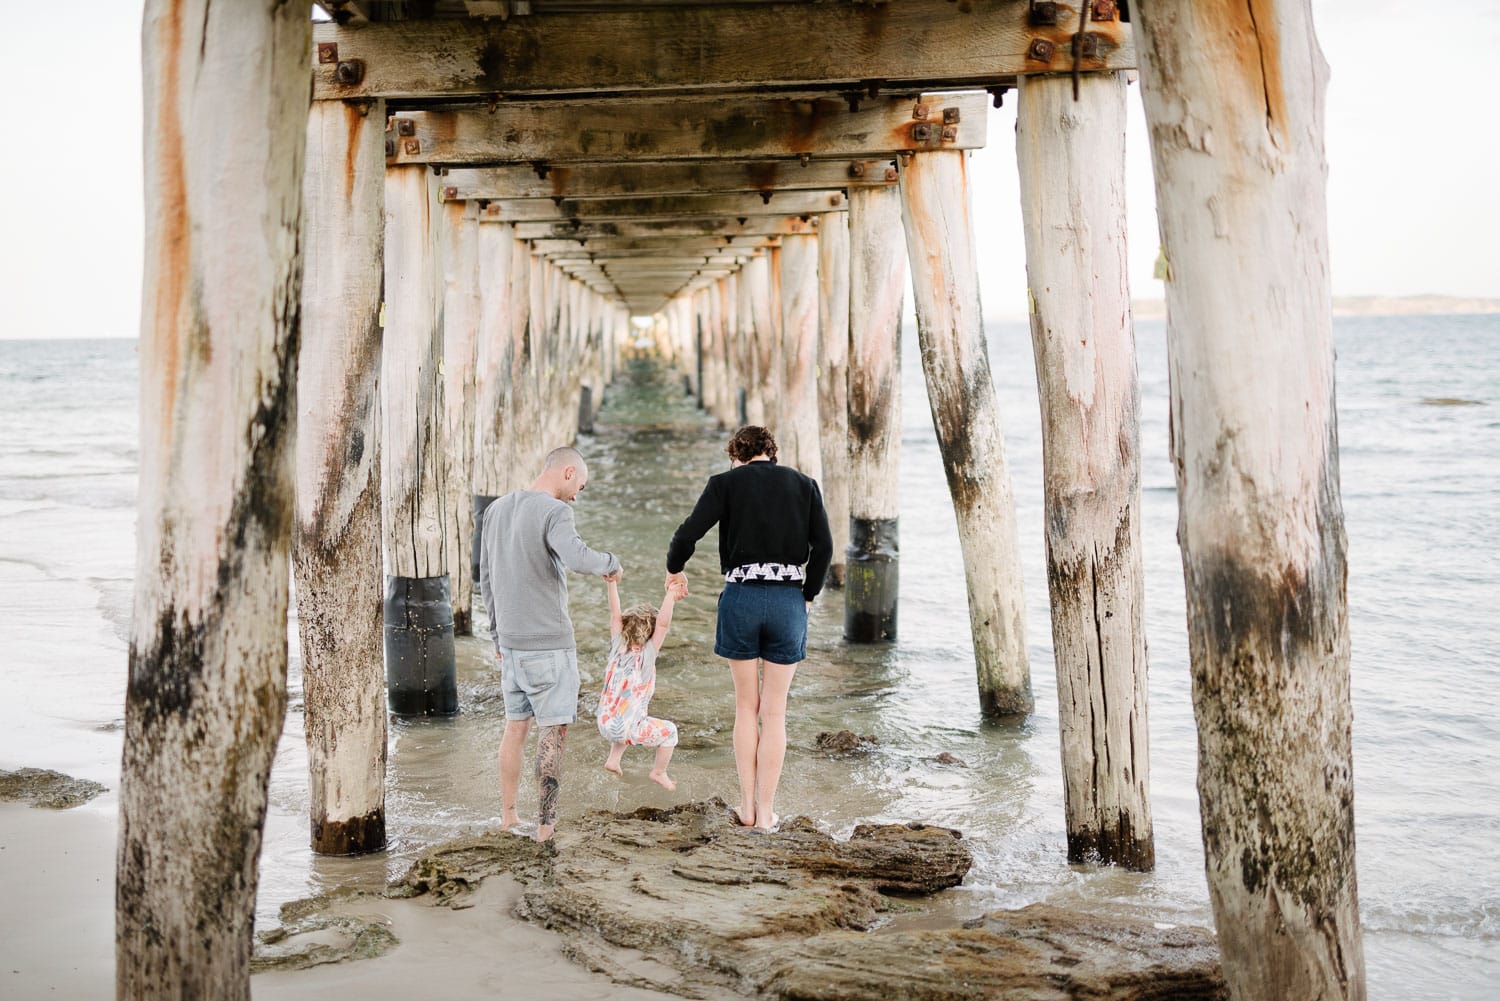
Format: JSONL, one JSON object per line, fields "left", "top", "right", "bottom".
{"left": 478, "top": 490, "right": 620, "bottom": 652}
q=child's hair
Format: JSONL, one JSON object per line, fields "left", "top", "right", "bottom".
{"left": 620, "top": 603, "right": 658, "bottom": 650}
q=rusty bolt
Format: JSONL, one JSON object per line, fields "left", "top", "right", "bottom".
{"left": 943, "top": 107, "right": 961, "bottom": 125}
{"left": 1073, "top": 32, "right": 1101, "bottom": 59}
{"left": 849, "top": 162, "right": 866, "bottom": 178}
{"left": 1092, "top": 0, "right": 1118, "bottom": 21}
{"left": 912, "top": 102, "right": 931, "bottom": 120}
{"left": 443, "top": 186, "right": 457, "bottom": 200}
{"left": 1027, "top": 38, "right": 1056, "bottom": 62}
{"left": 884, "top": 166, "right": 899, "bottom": 182}
{"left": 384, "top": 138, "right": 396, "bottom": 158}
{"left": 335, "top": 59, "right": 364, "bottom": 86}
{"left": 317, "top": 42, "right": 339, "bottom": 64}
{"left": 761, "top": 191, "right": 773, "bottom": 205}
{"left": 941, "top": 125, "right": 958, "bottom": 141}
{"left": 403, "top": 138, "right": 421, "bottom": 155}
{"left": 912, "top": 123, "right": 933, "bottom": 142}
{"left": 1027, "top": 2, "right": 1060, "bottom": 27}
{"left": 395, "top": 118, "right": 415, "bottom": 137}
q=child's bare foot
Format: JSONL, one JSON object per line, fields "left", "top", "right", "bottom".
{"left": 603, "top": 759, "right": 623, "bottom": 776}
{"left": 648, "top": 769, "right": 676, "bottom": 791}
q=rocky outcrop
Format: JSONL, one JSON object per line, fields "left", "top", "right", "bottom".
{"left": 374, "top": 799, "right": 1224, "bottom": 1000}
{"left": 814, "top": 730, "right": 879, "bottom": 755}
{"left": 252, "top": 912, "right": 397, "bottom": 973}
{"left": 0, "top": 767, "right": 107, "bottom": 809}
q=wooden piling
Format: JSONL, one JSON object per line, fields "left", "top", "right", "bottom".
{"left": 438, "top": 198, "right": 481, "bottom": 635}
{"left": 737, "top": 254, "right": 767, "bottom": 425}
{"left": 1017, "top": 72, "right": 1153, "bottom": 869}
{"left": 1135, "top": 2, "right": 1365, "bottom": 995}
{"left": 845, "top": 185, "right": 905, "bottom": 641}
{"left": 471, "top": 218, "right": 515, "bottom": 589}
{"left": 509, "top": 237, "right": 542, "bottom": 475}
{"left": 120, "top": 1, "right": 309, "bottom": 996}
{"left": 778, "top": 232, "right": 822, "bottom": 481}
{"left": 899, "top": 150, "right": 1032, "bottom": 716}
{"left": 382, "top": 164, "right": 456, "bottom": 716}
{"left": 293, "top": 98, "right": 389, "bottom": 858}
{"left": 817, "top": 211, "right": 852, "bottom": 588}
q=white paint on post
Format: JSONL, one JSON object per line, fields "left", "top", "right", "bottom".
{"left": 1017, "top": 72, "right": 1152, "bottom": 869}
{"left": 899, "top": 150, "right": 1032, "bottom": 716}
{"left": 122, "top": 2, "right": 309, "bottom": 997}
{"left": 508, "top": 238, "right": 541, "bottom": 476}
{"left": 1135, "top": 3, "right": 1365, "bottom": 996}
{"left": 736, "top": 255, "right": 766, "bottom": 425}
{"left": 383, "top": 165, "right": 448, "bottom": 579}
{"left": 439, "top": 199, "right": 481, "bottom": 633}
{"left": 778, "top": 232, "right": 822, "bottom": 482}
{"left": 473, "top": 220, "right": 516, "bottom": 497}
{"left": 817, "top": 211, "right": 852, "bottom": 585}
{"left": 294, "top": 98, "right": 388, "bottom": 858}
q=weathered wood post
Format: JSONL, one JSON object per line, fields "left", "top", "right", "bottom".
{"left": 293, "top": 98, "right": 388, "bottom": 857}
{"left": 1135, "top": 3, "right": 1366, "bottom": 996}
{"left": 509, "top": 238, "right": 542, "bottom": 475}
{"left": 438, "top": 197, "right": 481, "bottom": 635}
{"left": 736, "top": 254, "right": 766, "bottom": 425}
{"left": 778, "top": 231, "right": 823, "bottom": 481}
{"left": 1017, "top": 72, "right": 1152, "bottom": 869}
{"left": 382, "top": 164, "right": 456, "bottom": 716}
{"left": 899, "top": 150, "right": 1032, "bottom": 716}
{"left": 845, "top": 185, "right": 905, "bottom": 641}
{"left": 471, "top": 218, "right": 515, "bottom": 593}
{"left": 723, "top": 271, "right": 746, "bottom": 425}
{"left": 120, "top": 2, "right": 308, "bottom": 996}
{"left": 817, "top": 211, "right": 852, "bottom": 587}
{"left": 707, "top": 279, "right": 732, "bottom": 427}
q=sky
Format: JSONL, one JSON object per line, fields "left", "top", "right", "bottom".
{"left": 0, "top": 1, "right": 1494, "bottom": 340}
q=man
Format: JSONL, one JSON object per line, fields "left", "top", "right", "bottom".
{"left": 479, "top": 445, "right": 621, "bottom": 842}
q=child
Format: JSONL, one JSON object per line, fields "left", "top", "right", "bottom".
{"left": 596, "top": 573, "right": 685, "bottom": 791}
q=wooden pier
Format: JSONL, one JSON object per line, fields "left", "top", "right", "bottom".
{"left": 120, "top": 2, "right": 1365, "bottom": 1000}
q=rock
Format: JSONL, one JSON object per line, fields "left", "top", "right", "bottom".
{"left": 251, "top": 912, "right": 396, "bottom": 973}
{"left": 928, "top": 752, "right": 969, "bottom": 767}
{"left": 276, "top": 799, "right": 1223, "bottom": 998}
{"left": 0, "top": 768, "right": 107, "bottom": 809}
{"left": 814, "top": 730, "right": 878, "bottom": 755}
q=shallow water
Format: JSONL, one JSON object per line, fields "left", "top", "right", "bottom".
{"left": 1, "top": 315, "right": 1497, "bottom": 999}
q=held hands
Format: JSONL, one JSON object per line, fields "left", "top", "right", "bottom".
{"left": 603, "top": 568, "right": 622, "bottom": 584}
{"left": 665, "top": 570, "right": 689, "bottom": 598}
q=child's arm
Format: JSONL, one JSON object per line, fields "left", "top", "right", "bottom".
{"left": 605, "top": 573, "right": 623, "bottom": 638}
{"left": 650, "top": 584, "right": 681, "bottom": 649}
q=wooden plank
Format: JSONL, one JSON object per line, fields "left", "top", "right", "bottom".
{"left": 527, "top": 236, "right": 779, "bottom": 254}
{"left": 478, "top": 190, "right": 846, "bottom": 223}
{"left": 1017, "top": 72, "right": 1152, "bottom": 870}
{"left": 312, "top": 1, "right": 1135, "bottom": 101}
{"left": 122, "top": 2, "right": 310, "bottom": 997}
{"left": 295, "top": 98, "right": 388, "bottom": 858}
{"left": 899, "top": 148, "right": 1032, "bottom": 716}
{"left": 1135, "top": 2, "right": 1364, "bottom": 996}
{"left": 443, "top": 160, "right": 894, "bottom": 201}
{"left": 384, "top": 93, "right": 989, "bottom": 167}
{"left": 511, "top": 216, "right": 819, "bottom": 240}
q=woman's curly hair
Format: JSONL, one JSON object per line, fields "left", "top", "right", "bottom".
{"left": 726, "top": 425, "right": 778, "bottom": 464}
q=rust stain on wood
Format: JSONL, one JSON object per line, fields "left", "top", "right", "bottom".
{"left": 342, "top": 102, "right": 369, "bottom": 203}
{"left": 1200, "top": 0, "right": 1287, "bottom": 141}
{"left": 151, "top": 0, "right": 192, "bottom": 443}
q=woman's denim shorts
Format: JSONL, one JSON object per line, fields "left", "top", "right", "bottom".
{"left": 714, "top": 582, "right": 807, "bottom": 664}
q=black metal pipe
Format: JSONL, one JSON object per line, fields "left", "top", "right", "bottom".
{"left": 844, "top": 516, "right": 898, "bottom": 642}
{"left": 384, "top": 574, "right": 457, "bottom": 715}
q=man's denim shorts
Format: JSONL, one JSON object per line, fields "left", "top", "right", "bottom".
{"left": 714, "top": 582, "right": 807, "bottom": 664}
{"left": 497, "top": 646, "right": 579, "bottom": 726}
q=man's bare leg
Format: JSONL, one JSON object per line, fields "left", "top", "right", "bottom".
{"left": 535, "top": 723, "right": 568, "bottom": 842}
{"left": 754, "top": 662, "right": 797, "bottom": 830}
{"left": 728, "top": 658, "right": 761, "bottom": 826}
{"left": 498, "top": 718, "right": 533, "bottom": 831}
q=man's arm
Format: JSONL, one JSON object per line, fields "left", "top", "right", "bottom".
{"left": 546, "top": 505, "right": 621, "bottom": 577}
{"left": 802, "top": 480, "right": 834, "bottom": 602}
{"left": 666, "top": 478, "right": 723, "bottom": 573}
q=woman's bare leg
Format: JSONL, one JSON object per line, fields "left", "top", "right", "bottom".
{"left": 649, "top": 744, "right": 676, "bottom": 791}
{"left": 728, "top": 658, "right": 761, "bottom": 825}
{"left": 754, "top": 661, "right": 798, "bottom": 830}
{"left": 497, "top": 718, "right": 534, "bottom": 830}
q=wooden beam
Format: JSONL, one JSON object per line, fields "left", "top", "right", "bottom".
{"left": 444, "top": 160, "right": 895, "bottom": 201}
{"left": 527, "top": 236, "right": 779, "bottom": 254}
{"left": 476, "top": 190, "right": 846, "bottom": 223}
{"left": 511, "top": 216, "right": 819, "bottom": 241}
{"left": 384, "top": 93, "right": 989, "bottom": 167}
{"left": 312, "top": 1, "right": 1135, "bottom": 102}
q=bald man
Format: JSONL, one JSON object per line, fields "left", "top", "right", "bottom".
{"left": 479, "top": 445, "right": 621, "bottom": 841}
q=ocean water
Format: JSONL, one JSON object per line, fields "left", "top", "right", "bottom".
{"left": 0, "top": 314, "right": 1496, "bottom": 998}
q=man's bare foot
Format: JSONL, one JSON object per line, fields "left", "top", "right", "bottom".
{"left": 648, "top": 769, "right": 676, "bottom": 791}
{"left": 535, "top": 823, "right": 556, "bottom": 843}
{"left": 499, "top": 811, "right": 521, "bottom": 832}
{"left": 603, "top": 759, "right": 623, "bottom": 777}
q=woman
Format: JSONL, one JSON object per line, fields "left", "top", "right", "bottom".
{"left": 665, "top": 426, "right": 833, "bottom": 830}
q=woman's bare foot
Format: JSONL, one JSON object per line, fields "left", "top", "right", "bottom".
{"left": 648, "top": 769, "right": 676, "bottom": 791}
{"left": 733, "top": 801, "right": 756, "bottom": 827}
{"left": 754, "top": 806, "right": 779, "bottom": 832}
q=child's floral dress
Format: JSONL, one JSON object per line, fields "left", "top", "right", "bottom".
{"left": 596, "top": 636, "right": 678, "bottom": 747}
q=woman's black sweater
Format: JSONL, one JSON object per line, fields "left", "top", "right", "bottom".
{"left": 666, "top": 460, "right": 834, "bottom": 602}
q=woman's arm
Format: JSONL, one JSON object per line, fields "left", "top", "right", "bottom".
{"left": 666, "top": 478, "right": 723, "bottom": 574}
{"left": 650, "top": 584, "right": 681, "bottom": 648}
{"left": 606, "top": 574, "right": 623, "bottom": 637}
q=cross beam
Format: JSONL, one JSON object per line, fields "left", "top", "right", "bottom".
{"left": 442, "top": 160, "right": 895, "bottom": 201}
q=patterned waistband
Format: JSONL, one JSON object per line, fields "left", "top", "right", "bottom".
{"left": 724, "top": 562, "right": 805, "bottom": 584}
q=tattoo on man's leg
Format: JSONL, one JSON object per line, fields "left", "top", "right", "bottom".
{"left": 537, "top": 724, "right": 568, "bottom": 827}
